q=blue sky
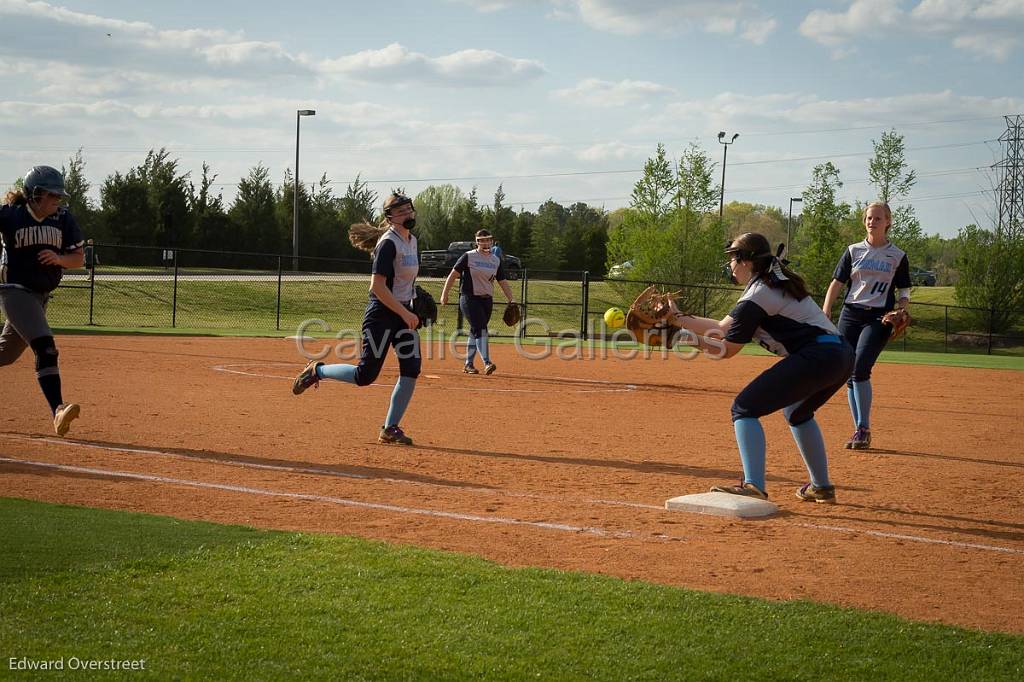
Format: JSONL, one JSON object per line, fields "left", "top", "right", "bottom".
{"left": 1, "top": 0, "right": 1021, "bottom": 237}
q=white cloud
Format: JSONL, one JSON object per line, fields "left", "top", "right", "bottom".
{"left": 318, "top": 43, "right": 545, "bottom": 86}
{"left": 552, "top": 78, "right": 675, "bottom": 107}
{"left": 637, "top": 90, "right": 1024, "bottom": 138}
{"left": 562, "top": 0, "right": 778, "bottom": 43}
{"left": 576, "top": 142, "right": 640, "bottom": 162}
{"left": 453, "top": 0, "right": 778, "bottom": 43}
{"left": 800, "top": 0, "right": 1024, "bottom": 61}
{"left": 0, "top": 0, "right": 310, "bottom": 77}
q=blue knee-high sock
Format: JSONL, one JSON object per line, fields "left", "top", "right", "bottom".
{"left": 790, "top": 419, "right": 831, "bottom": 488}
{"left": 733, "top": 418, "right": 766, "bottom": 491}
{"left": 466, "top": 336, "right": 479, "bottom": 366}
{"left": 853, "top": 380, "right": 872, "bottom": 429}
{"left": 317, "top": 363, "right": 358, "bottom": 384}
{"left": 478, "top": 330, "right": 491, "bottom": 364}
{"left": 846, "top": 385, "right": 860, "bottom": 429}
{"left": 385, "top": 376, "right": 416, "bottom": 428}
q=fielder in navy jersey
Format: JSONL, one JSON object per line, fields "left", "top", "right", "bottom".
{"left": 822, "top": 202, "right": 912, "bottom": 450}
{"left": 292, "top": 193, "right": 422, "bottom": 445}
{"left": 666, "top": 232, "right": 855, "bottom": 503}
{"left": 439, "top": 229, "right": 515, "bottom": 375}
{"left": 0, "top": 166, "right": 84, "bottom": 436}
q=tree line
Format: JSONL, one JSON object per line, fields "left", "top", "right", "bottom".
{"left": 33, "top": 131, "right": 1024, "bottom": 330}
{"left": 55, "top": 149, "right": 607, "bottom": 274}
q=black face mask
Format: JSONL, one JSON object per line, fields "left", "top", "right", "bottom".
{"left": 402, "top": 218, "right": 416, "bottom": 230}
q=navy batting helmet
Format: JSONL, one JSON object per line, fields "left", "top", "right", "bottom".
{"left": 24, "top": 166, "right": 69, "bottom": 198}
{"left": 382, "top": 192, "right": 413, "bottom": 216}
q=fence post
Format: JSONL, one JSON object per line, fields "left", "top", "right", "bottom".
{"left": 702, "top": 287, "right": 708, "bottom": 318}
{"left": 520, "top": 269, "right": 528, "bottom": 338}
{"left": 88, "top": 242, "right": 96, "bottom": 326}
{"left": 943, "top": 306, "right": 948, "bottom": 353}
{"left": 988, "top": 306, "right": 995, "bottom": 355}
{"left": 276, "top": 256, "right": 283, "bottom": 331}
{"left": 171, "top": 248, "right": 179, "bottom": 328}
{"left": 580, "top": 271, "right": 589, "bottom": 340}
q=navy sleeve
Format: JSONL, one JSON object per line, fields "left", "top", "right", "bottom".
{"left": 372, "top": 239, "right": 397, "bottom": 278}
{"left": 832, "top": 247, "right": 852, "bottom": 283}
{"left": 893, "top": 254, "right": 911, "bottom": 289}
{"left": 724, "top": 300, "right": 768, "bottom": 345}
{"left": 62, "top": 210, "right": 84, "bottom": 252}
{"left": 496, "top": 259, "right": 507, "bottom": 281}
{"left": 453, "top": 252, "right": 469, "bottom": 274}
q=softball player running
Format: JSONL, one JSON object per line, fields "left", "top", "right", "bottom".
{"left": 822, "top": 202, "right": 912, "bottom": 450}
{"left": 0, "top": 166, "right": 85, "bottom": 436}
{"left": 667, "top": 233, "right": 854, "bottom": 503}
{"left": 439, "top": 229, "right": 515, "bottom": 375}
{"left": 292, "top": 193, "right": 421, "bottom": 445}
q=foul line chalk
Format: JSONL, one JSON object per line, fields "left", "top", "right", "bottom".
{"left": 0, "top": 456, "right": 683, "bottom": 543}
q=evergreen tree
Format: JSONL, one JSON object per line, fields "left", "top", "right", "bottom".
{"left": 229, "top": 164, "right": 279, "bottom": 254}
{"left": 188, "top": 163, "right": 231, "bottom": 253}
{"left": 61, "top": 149, "right": 98, "bottom": 239}
{"left": 868, "top": 129, "right": 924, "bottom": 262}
{"left": 630, "top": 143, "right": 675, "bottom": 222}
{"left": 798, "top": 162, "right": 850, "bottom": 296}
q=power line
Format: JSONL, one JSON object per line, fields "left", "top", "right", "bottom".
{"left": 0, "top": 116, "right": 1006, "bottom": 155}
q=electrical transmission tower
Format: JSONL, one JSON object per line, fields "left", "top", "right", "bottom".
{"left": 995, "top": 114, "right": 1023, "bottom": 237}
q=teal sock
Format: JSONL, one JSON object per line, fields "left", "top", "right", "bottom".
{"left": 733, "top": 418, "right": 766, "bottom": 491}
{"left": 847, "top": 385, "right": 860, "bottom": 429}
{"left": 478, "top": 330, "right": 491, "bottom": 364}
{"left": 385, "top": 376, "right": 416, "bottom": 427}
{"left": 318, "top": 364, "right": 358, "bottom": 384}
{"left": 790, "top": 419, "right": 831, "bottom": 488}
{"left": 853, "top": 380, "right": 872, "bottom": 428}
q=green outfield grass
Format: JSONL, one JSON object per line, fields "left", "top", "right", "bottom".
{"left": 16, "top": 275, "right": 1022, "bottom": 363}
{"left": 908, "top": 286, "right": 956, "bottom": 306}
{"left": 2, "top": 498, "right": 1021, "bottom": 680}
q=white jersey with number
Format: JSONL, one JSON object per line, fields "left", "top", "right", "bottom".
{"left": 833, "top": 240, "right": 911, "bottom": 310}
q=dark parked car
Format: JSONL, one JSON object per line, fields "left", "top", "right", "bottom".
{"left": 910, "top": 266, "right": 937, "bottom": 286}
{"left": 419, "top": 241, "right": 522, "bottom": 279}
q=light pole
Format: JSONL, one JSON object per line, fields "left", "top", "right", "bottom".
{"left": 293, "top": 109, "right": 316, "bottom": 271}
{"left": 717, "top": 131, "right": 739, "bottom": 229}
{"left": 787, "top": 197, "right": 803, "bottom": 256}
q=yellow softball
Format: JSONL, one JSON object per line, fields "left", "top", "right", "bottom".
{"left": 604, "top": 307, "right": 626, "bottom": 329}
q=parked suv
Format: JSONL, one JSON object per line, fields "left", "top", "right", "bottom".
{"left": 910, "top": 266, "right": 937, "bottom": 286}
{"left": 419, "top": 241, "right": 522, "bottom": 279}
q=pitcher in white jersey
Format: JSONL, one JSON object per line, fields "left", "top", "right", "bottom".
{"left": 292, "top": 193, "right": 422, "bottom": 446}
{"left": 822, "top": 202, "right": 912, "bottom": 450}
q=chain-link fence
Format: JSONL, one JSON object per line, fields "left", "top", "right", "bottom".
{"left": 6, "top": 242, "right": 1023, "bottom": 355}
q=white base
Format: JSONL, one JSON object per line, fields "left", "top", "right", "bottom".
{"left": 665, "top": 492, "right": 778, "bottom": 518}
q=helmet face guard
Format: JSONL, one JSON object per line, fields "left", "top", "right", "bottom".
{"left": 383, "top": 193, "right": 414, "bottom": 217}
{"left": 24, "top": 165, "right": 69, "bottom": 199}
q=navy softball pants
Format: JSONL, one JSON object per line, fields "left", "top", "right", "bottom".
{"left": 731, "top": 338, "right": 854, "bottom": 426}
{"left": 837, "top": 305, "right": 892, "bottom": 386}
{"left": 460, "top": 295, "right": 493, "bottom": 338}
{"left": 351, "top": 304, "right": 421, "bottom": 386}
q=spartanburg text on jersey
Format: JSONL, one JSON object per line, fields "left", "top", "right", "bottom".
{"left": 0, "top": 204, "right": 84, "bottom": 293}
